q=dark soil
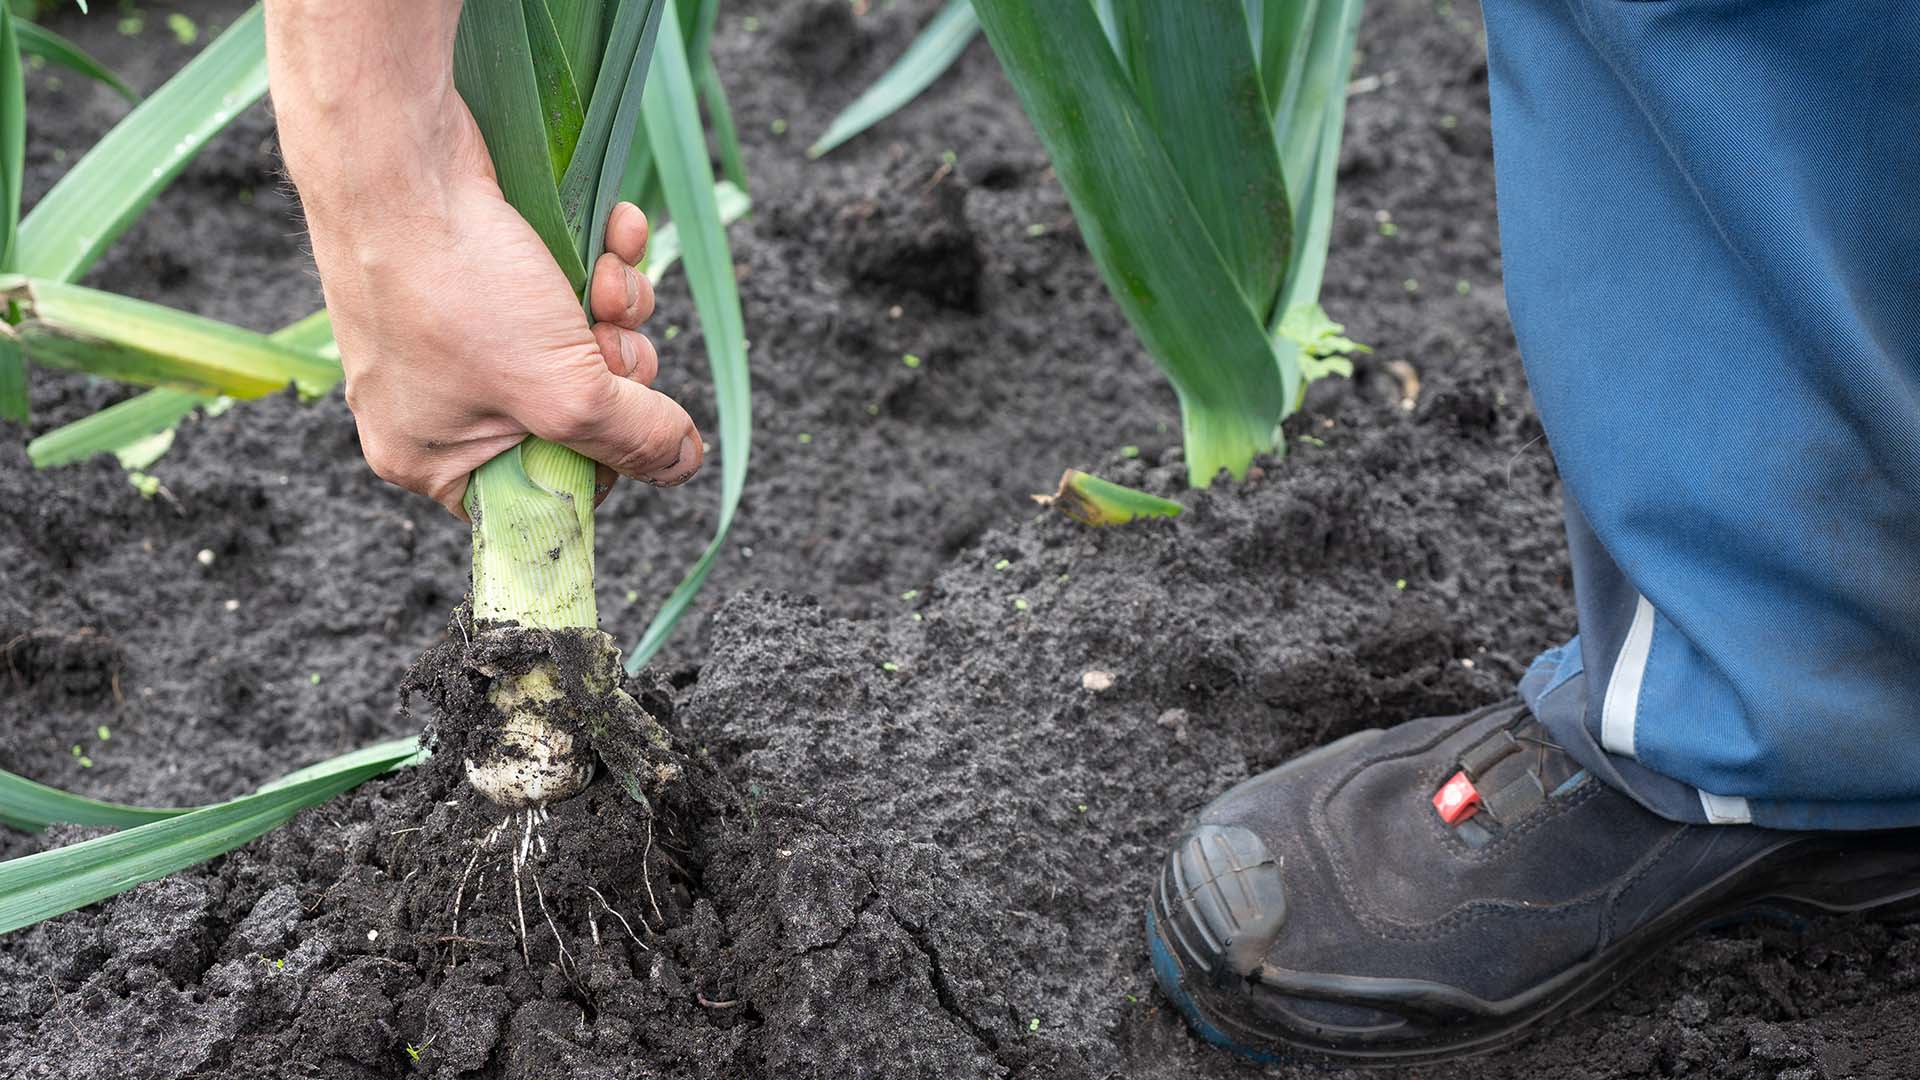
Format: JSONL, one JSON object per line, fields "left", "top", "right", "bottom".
{"left": 2, "top": 1, "right": 1915, "bottom": 1078}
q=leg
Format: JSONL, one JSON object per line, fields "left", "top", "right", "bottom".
{"left": 1495, "top": 0, "right": 1920, "bottom": 828}
{"left": 1147, "top": 0, "right": 1920, "bottom": 1063}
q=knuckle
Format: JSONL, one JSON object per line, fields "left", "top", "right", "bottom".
{"left": 543, "top": 382, "right": 613, "bottom": 444}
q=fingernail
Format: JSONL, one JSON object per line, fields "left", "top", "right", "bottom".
{"left": 648, "top": 435, "right": 698, "bottom": 486}
{"left": 623, "top": 265, "right": 640, "bottom": 308}
{"left": 619, "top": 332, "right": 637, "bottom": 375}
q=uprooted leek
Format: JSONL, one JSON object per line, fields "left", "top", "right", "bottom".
{"left": 460, "top": 439, "right": 602, "bottom": 805}
{"left": 449, "top": 0, "right": 671, "bottom": 810}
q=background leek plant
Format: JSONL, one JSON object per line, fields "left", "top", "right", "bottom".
{"left": 821, "top": 0, "right": 1366, "bottom": 489}
{"left": 0, "top": 0, "right": 751, "bottom": 932}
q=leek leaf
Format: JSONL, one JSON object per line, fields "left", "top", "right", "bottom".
{"left": 1036, "top": 469, "right": 1183, "bottom": 527}
{"left": 1274, "top": 0, "right": 1363, "bottom": 323}
{"left": 522, "top": 0, "right": 589, "bottom": 180}
{"left": 582, "top": 0, "right": 666, "bottom": 291}
{"left": 1109, "top": 0, "right": 1291, "bottom": 316}
{"left": 1, "top": 277, "right": 340, "bottom": 400}
{"left": 0, "top": 8, "right": 24, "bottom": 421}
{"left": 547, "top": 0, "right": 608, "bottom": 99}
{"left": 0, "top": 772, "right": 185, "bottom": 833}
{"left": 16, "top": 5, "right": 266, "bottom": 284}
{"left": 556, "top": 0, "right": 664, "bottom": 265}
{"left": 0, "top": 737, "right": 423, "bottom": 934}
{"left": 808, "top": 0, "right": 978, "bottom": 158}
{"left": 971, "top": 0, "right": 1290, "bottom": 486}
{"left": 455, "top": 0, "right": 588, "bottom": 290}
{"left": 27, "top": 310, "right": 338, "bottom": 469}
{"left": 699, "top": 61, "right": 746, "bottom": 193}
{"left": 27, "top": 387, "right": 204, "bottom": 468}
{"left": 0, "top": 336, "right": 24, "bottom": 424}
{"left": 627, "top": 0, "right": 750, "bottom": 670}
{"left": 675, "top": 0, "right": 744, "bottom": 191}
{"left": 16, "top": 19, "right": 138, "bottom": 103}
{"left": 643, "top": 180, "right": 748, "bottom": 285}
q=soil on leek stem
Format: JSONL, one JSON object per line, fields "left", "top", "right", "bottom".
{"left": 402, "top": 609, "right": 680, "bottom": 811}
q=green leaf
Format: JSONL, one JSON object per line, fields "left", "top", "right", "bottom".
{"left": 27, "top": 309, "right": 337, "bottom": 470}
{"left": 0, "top": 771, "right": 185, "bottom": 833}
{"left": 15, "top": 4, "right": 266, "bottom": 283}
{"left": 626, "top": 0, "right": 751, "bottom": 671}
{"left": 546, "top": 0, "right": 609, "bottom": 105}
{"left": 1249, "top": 0, "right": 1321, "bottom": 125}
{"left": 454, "top": 0, "right": 589, "bottom": 291}
{"left": 1037, "top": 468, "right": 1184, "bottom": 527}
{"left": 556, "top": 0, "right": 666, "bottom": 268}
{"left": 1109, "top": 0, "right": 1290, "bottom": 317}
{"left": 15, "top": 19, "right": 138, "bottom": 103}
{"left": 0, "top": 9, "right": 22, "bottom": 421}
{"left": 808, "top": 0, "right": 979, "bottom": 158}
{"left": 581, "top": 0, "right": 667, "bottom": 286}
{"left": 642, "top": 179, "right": 748, "bottom": 285}
{"left": 26, "top": 386, "right": 203, "bottom": 467}
{"left": 2, "top": 277, "right": 341, "bottom": 399}
{"left": 0, "top": 8, "right": 22, "bottom": 274}
{"left": 522, "top": 0, "right": 588, "bottom": 179}
{"left": 0, "top": 737, "right": 422, "bottom": 934}
{"left": 0, "top": 335, "right": 25, "bottom": 423}
{"left": 971, "top": 0, "right": 1290, "bottom": 485}
{"left": 1274, "top": 0, "right": 1364, "bottom": 322}
{"left": 267, "top": 308, "right": 339, "bottom": 359}
{"left": 698, "top": 60, "right": 747, "bottom": 193}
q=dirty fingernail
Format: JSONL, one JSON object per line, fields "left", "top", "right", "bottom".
{"left": 623, "top": 266, "right": 640, "bottom": 308}
{"left": 649, "top": 435, "right": 698, "bottom": 486}
{"left": 619, "top": 332, "right": 637, "bottom": 375}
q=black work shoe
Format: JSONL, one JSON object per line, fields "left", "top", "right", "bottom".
{"left": 1146, "top": 700, "right": 1920, "bottom": 1067}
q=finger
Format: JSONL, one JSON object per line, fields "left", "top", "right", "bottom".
{"left": 589, "top": 251, "right": 655, "bottom": 330}
{"left": 528, "top": 372, "right": 703, "bottom": 487}
{"left": 604, "top": 201, "right": 648, "bottom": 265}
{"left": 433, "top": 475, "right": 474, "bottom": 522}
{"left": 591, "top": 323, "right": 659, "bottom": 384}
{"left": 593, "top": 463, "right": 616, "bottom": 509}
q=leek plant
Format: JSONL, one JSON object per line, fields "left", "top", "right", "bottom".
{"left": 971, "top": 0, "right": 1367, "bottom": 486}
{"left": 821, "top": 0, "right": 1367, "bottom": 488}
{"left": 0, "top": 0, "right": 752, "bottom": 933}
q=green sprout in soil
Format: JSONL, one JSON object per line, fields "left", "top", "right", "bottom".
{"left": 993, "top": 558, "right": 1011, "bottom": 571}
{"left": 1034, "top": 470, "right": 1182, "bottom": 528}
{"left": 404, "top": 1036, "right": 434, "bottom": 1064}
{"left": 901, "top": 353, "right": 921, "bottom": 369}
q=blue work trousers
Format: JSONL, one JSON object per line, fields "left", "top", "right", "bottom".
{"left": 1484, "top": 0, "right": 1920, "bottom": 828}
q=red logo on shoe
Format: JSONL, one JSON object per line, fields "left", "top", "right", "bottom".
{"left": 1434, "top": 771, "right": 1481, "bottom": 825}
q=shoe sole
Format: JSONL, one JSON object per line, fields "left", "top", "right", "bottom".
{"left": 1147, "top": 830, "right": 1920, "bottom": 1067}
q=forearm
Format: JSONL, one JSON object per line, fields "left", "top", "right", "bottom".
{"left": 263, "top": 0, "right": 468, "bottom": 235}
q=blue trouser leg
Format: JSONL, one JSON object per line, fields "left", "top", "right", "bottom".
{"left": 1483, "top": 0, "right": 1920, "bottom": 828}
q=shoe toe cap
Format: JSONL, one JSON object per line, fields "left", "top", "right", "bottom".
{"left": 1161, "top": 823, "right": 1288, "bottom": 979}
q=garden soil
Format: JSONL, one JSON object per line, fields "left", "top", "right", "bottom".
{"left": 3, "top": 1, "right": 1916, "bottom": 1078}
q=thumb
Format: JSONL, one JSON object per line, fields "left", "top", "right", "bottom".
{"left": 523, "top": 370, "right": 703, "bottom": 487}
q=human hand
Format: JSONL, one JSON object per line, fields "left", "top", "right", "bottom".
{"left": 268, "top": 8, "right": 702, "bottom": 518}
